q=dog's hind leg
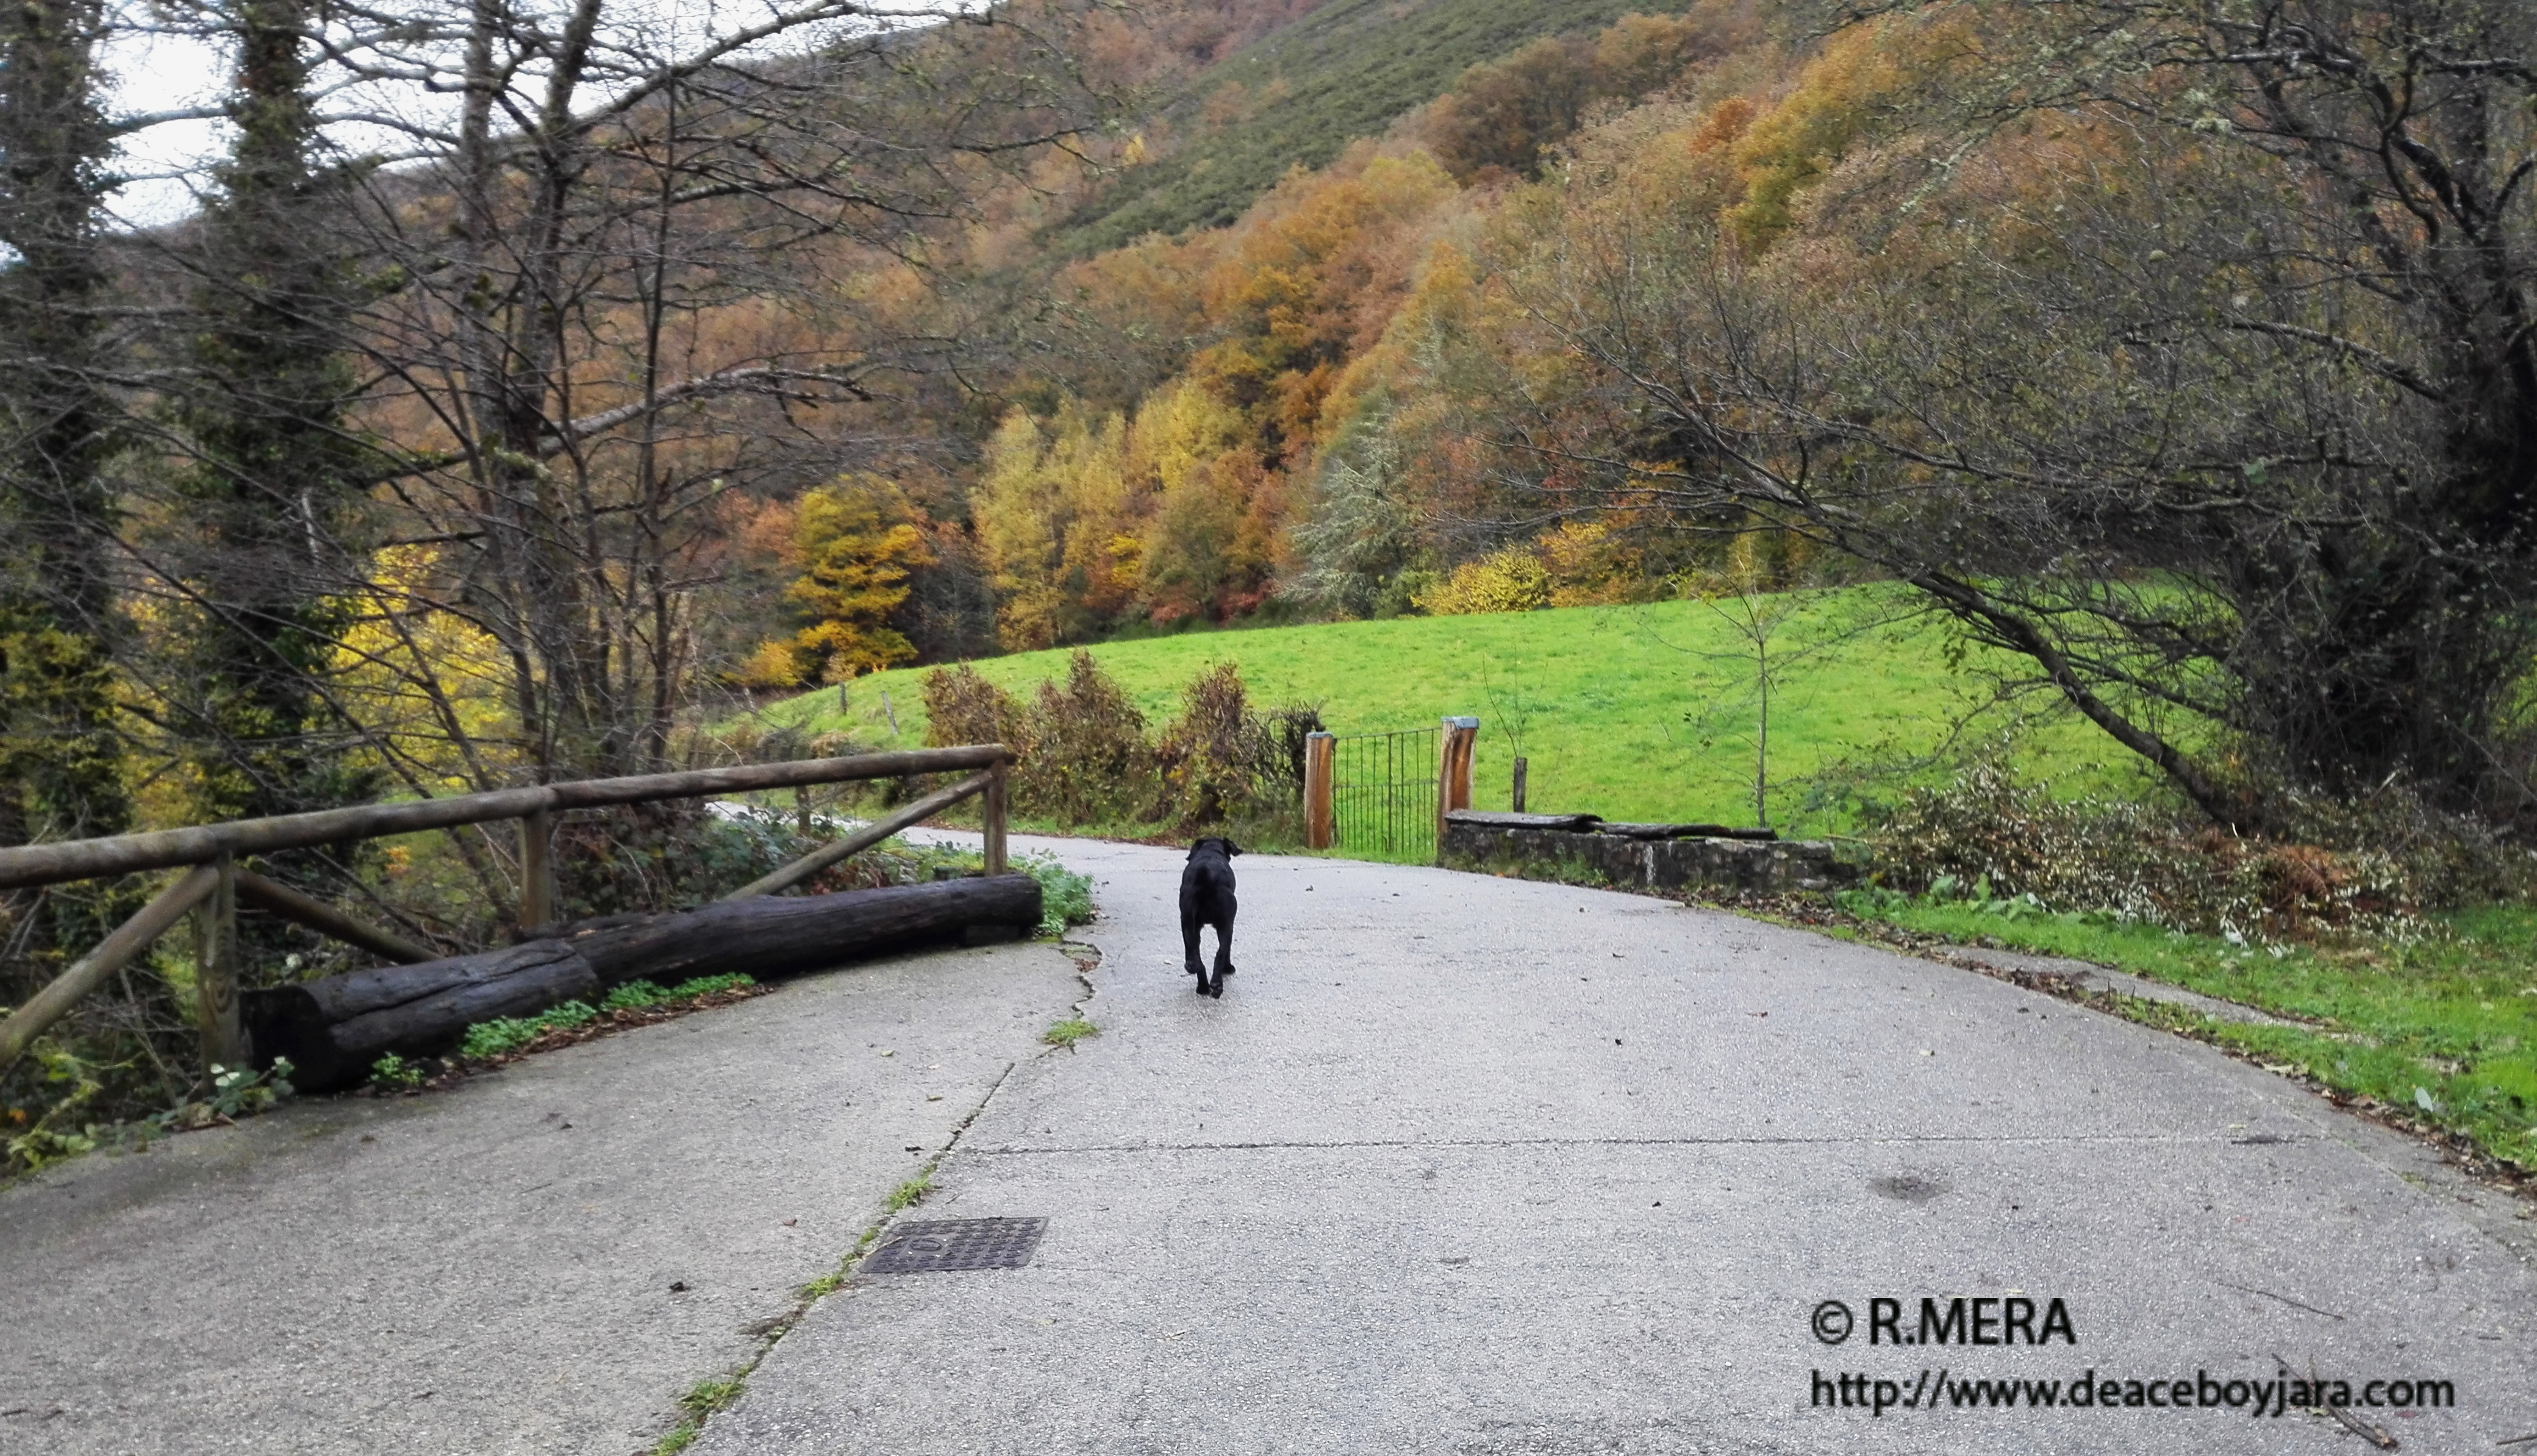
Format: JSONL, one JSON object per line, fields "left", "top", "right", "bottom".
{"left": 1209, "top": 916, "right": 1232, "bottom": 997}
{"left": 1180, "top": 896, "right": 1204, "bottom": 977}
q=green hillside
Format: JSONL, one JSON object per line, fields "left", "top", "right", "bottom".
{"left": 732, "top": 588, "right": 2166, "bottom": 831}
{"left": 1056, "top": 0, "right": 1692, "bottom": 254}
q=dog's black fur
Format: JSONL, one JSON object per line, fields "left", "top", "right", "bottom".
{"left": 1180, "top": 837, "right": 1240, "bottom": 998}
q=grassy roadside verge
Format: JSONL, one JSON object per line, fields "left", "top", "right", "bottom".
{"left": 1800, "top": 893, "right": 2537, "bottom": 1182}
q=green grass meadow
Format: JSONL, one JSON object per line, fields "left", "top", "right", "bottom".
{"left": 733, "top": 587, "right": 2159, "bottom": 832}
{"left": 1842, "top": 896, "right": 2537, "bottom": 1174}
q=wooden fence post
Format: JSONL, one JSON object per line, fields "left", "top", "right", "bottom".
{"left": 982, "top": 758, "right": 1009, "bottom": 876}
{"left": 1303, "top": 732, "right": 1335, "bottom": 849}
{"left": 1437, "top": 716, "right": 1478, "bottom": 857}
{"left": 195, "top": 852, "right": 246, "bottom": 1076}
{"left": 519, "top": 808, "right": 555, "bottom": 934}
{"left": 1512, "top": 755, "right": 1529, "bottom": 813}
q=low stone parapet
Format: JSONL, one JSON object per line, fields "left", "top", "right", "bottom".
{"left": 1439, "top": 810, "right": 1856, "bottom": 894}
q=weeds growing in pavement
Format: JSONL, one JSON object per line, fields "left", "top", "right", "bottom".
{"left": 657, "top": 1155, "right": 943, "bottom": 1451}
{"left": 602, "top": 974, "right": 755, "bottom": 1012}
{"left": 652, "top": 1376, "right": 748, "bottom": 1452}
{"left": 459, "top": 1001, "right": 601, "bottom": 1060}
{"left": 1042, "top": 1017, "right": 1098, "bottom": 1049}
{"left": 679, "top": 1377, "right": 746, "bottom": 1416}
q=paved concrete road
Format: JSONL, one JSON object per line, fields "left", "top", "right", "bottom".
{"left": 0, "top": 940, "right": 1082, "bottom": 1455}
{"left": 697, "top": 840, "right": 2537, "bottom": 1456}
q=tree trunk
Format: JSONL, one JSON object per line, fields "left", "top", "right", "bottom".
{"left": 244, "top": 940, "right": 599, "bottom": 1090}
{"left": 246, "top": 875, "right": 1044, "bottom": 1089}
{"left": 174, "top": 0, "right": 381, "bottom": 949}
{"left": 559, "top": 874, "right": 1043, "bottom": 988}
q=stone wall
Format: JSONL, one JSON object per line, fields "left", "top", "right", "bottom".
{"left": 1439, "top": 811, "right": 1856, "bottom": 895}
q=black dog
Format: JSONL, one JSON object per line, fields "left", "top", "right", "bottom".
{"left": 1179, "top": 837, "right": 1240, "bottom": 998}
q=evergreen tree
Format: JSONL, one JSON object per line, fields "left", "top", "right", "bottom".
{"left": 173, "top": 0, "right": 377, "bottom": 848}
{"left": 0, "top": 0, "right": 135, "bottom": 977}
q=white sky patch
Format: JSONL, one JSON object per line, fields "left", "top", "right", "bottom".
{"left": 98, "top": 0, "right": 975, "bottom": 230}
{"left": 101, "top": 21, "right": 230, "bottom": 229}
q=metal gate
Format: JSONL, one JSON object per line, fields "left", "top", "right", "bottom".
{"left": 1330, "top": 726, "right": 1439, "bottom": 862}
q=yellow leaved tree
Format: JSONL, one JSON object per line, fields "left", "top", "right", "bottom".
{"left": 741, "top": 474, "right": 932, "bottom": 687}
{"left": 330, "top": 544, "right": 524, "bottom": 797}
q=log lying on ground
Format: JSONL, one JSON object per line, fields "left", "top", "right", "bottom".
{"left": 245, "top": 875, "right": 1045, "bottom": 1091}
{"left": 560, "top": 874, "right": 1043, "bottom": 988}
{"left": 245, "top": 941, "right": 599, "bottom": 1091}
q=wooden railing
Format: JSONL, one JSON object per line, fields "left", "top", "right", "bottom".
{"left": 0, "top": 745, "right": 1014, "bottom": 1079}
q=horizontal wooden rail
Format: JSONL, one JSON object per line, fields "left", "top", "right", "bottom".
{"left": 721, "top": 771, "right": 997, "bottom": 901}
{"left": 0, "top": 746, "right": 1012, "bottom": 893}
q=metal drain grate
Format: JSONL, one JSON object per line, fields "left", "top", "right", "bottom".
{"left": 864, "top": 1218, "right": 1047, "bottom": 1274}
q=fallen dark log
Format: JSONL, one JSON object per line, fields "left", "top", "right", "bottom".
{"left": 245, "top": 941, "right": 599, "bottom": 1091}
{"left": 247, "top": 875, "right": 1045, "bottom": 1090}
{"left": 560, "top": 874, "right": 1043, "bottom": 988}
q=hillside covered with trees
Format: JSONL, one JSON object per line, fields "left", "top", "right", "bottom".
{"left": 841, "top": 0, "right": 2536, "bottom": 845}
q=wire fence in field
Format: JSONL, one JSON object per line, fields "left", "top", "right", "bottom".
{"left": 1330, "top": 726, "right": 1437, "bottom": 863}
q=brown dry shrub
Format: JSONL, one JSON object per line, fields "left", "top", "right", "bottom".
{"left": 923, "top": 655, "right": 1322, "bottom": 835}
{"left": 1018, "top": 652, "right": 1153, "bottom": 826}
{"left": 1153, "top": 665, "right": 1325, "bottom": 831}
{"left": 920, "top": 663, "right": 1025, "bottom": 754}
{"left": 1154, "top": 663, "right": 1267, "bottom": 827}
{"left": 1866, "top": 764, "right": 2525, "bottom": 939}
